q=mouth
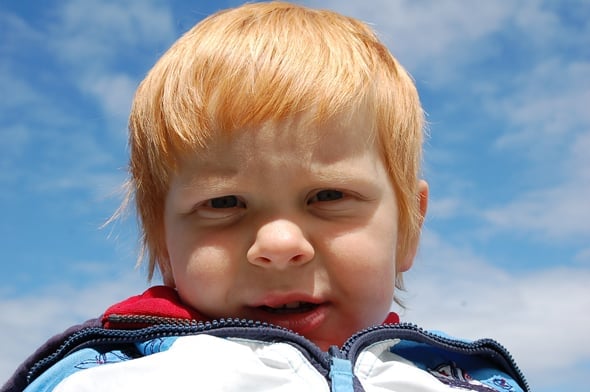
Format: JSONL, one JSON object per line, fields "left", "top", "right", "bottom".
{"left": 248, "top": 297, "right": 328, "bottom": 335}
{"left": 258, "top": 301, "right": 320, "bottom": 314}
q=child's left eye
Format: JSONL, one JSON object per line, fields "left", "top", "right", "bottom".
{"left": 206, "top": 195, "right": 243, "bottom": 209}
{"left": 308, "top": 190, "right": 344, "bottom": 204}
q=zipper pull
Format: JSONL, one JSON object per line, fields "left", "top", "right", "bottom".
{"left": 328, "top": 346, "right": 355, "bottom": 392}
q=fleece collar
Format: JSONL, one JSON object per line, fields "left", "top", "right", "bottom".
{"left": 103, "top": 285, "right": 399, "bottom": 328}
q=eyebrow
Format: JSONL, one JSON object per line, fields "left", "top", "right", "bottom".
{"left": 175, "top": 171, "right": 241, "bottom": 194}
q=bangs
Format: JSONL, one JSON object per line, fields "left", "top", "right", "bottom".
{"left": 131, "top": 3, "right": 391, "bottom": 156}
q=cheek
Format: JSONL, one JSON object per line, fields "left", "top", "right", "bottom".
{"left": 171, "top": 239, "right": 232, "bottom": 283}
{"left": 328, "top": 230, "right": 397, "bottom": 290}
{"left": 325, "top": 215, "right": 398, "bottom": 307}
{"left": 176, "top": 249, "right": 239, "bottom": 316}
{"left": 333, "top": 249, "right": 396, "bottom": 329}
{"left": 166, "top": 231, "right": 240, "bottom": 306}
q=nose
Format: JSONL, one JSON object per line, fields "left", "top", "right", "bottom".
{"left": 247, "top": 219, "right": 314, "bottom": 269}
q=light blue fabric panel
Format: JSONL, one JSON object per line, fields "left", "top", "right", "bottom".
{"left": 330, "top": 357, "right": 354, "bottom": 392}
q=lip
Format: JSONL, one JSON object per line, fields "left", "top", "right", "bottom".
{"left": 248, "top": 293, "right": 328, "bottom": 335}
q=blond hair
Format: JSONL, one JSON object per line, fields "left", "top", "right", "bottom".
{"left": 127, "top": 1, "right": 424, "bottom": 296}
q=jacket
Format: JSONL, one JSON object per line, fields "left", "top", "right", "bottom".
{"left": 2, "top": 286, "right": 529, "bottom": 391}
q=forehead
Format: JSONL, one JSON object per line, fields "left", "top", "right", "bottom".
{"left": 187, "top": 113, "right": 379, "bottom": 168}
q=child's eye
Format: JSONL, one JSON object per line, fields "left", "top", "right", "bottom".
{"left": 194, "top": 195, "right": 246, "bottom": 219}
{"left": 308, "top": 189, "right": 344, "bottom": 204}
{"left": 206, "top": 195, "right": 243, "bottom": 209}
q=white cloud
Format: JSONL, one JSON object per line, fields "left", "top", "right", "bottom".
{"left": 80, "top": 72, "right": 138, "bottom": 132}
{"left": 3, "top": 3, "right": 588, "bottom": 391}
{"left": 321, "top": 0, "right": 590, "bottom": 245}
{"left": 427, "top": 196, "right": 465, "bottom": 221}
{"left": 4, "top": 124, "right": 127, "bottom": 206}
{"left": 574, "top": 248, "right": 590, "bottom": 265}
{"left": 305, "top": 0, "right": 589, "bottom": 141}
{"left": 0, "top": 66, "right": 42, "bottom": 112}
{"left": 483, "top": 130, "right": 590, "bottom": 241}
{"left": 400, "top": 229, "right": 590, "bottom": 391}
{"left": 45, "top": 0, "right": 176, "bottom": 131}
{"left": 492, "top": 60, "right": 590, "bottom": 154}
{"left": 482, "top": 179, "right": 590, "bottom": 241}
{"left": 303, "top": 0, "right": 516, "bottom": 80}
{"left": 0, "top": 1, "right": 171, "bottom": 203}
{"left": 0, "top": 10, "right": 45, "bottom": 51}
{"left": 0, "top": 271, "right": 148, "bottom": 383}
{"left": 2, "top": 232, "right": 588, "bottom": 391}
{"left": 50, "top": 0, "right": 176, "bottom": 67}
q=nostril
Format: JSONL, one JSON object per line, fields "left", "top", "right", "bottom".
{"left": 291, "top": 254, "right": 311, "bottom": 264}
{"left": 253, "top": 256, "right": 271, "bottom": 264}
{"left": 248, "top": 251, "right": 314, "bottom": 269}
{"left": 249, "top": 254, "right": 309, "bottom": 268}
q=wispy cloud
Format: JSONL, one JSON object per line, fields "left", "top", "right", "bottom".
{"left": 0, "top": 270, "right": 148, "bottom": 383}
{"left": 2, "top": 2, "right": 588, "bottom": 391}
{"left": 484, "top": 192, "right": 590, "bottom": 243}
{"left": 46, "top": 0, "right": 176, "bottom": 132}
{"left": 304, "top": 0, "right": 516, "bottom": 82}
{"left": 491, "top": 59, "right": 590, "bottom": 156}
{"left": 319, "top": 0, "right": 590, "bottom": 246}
{"left": 0, "top": 0, "right": 177, "bottom": 202}
{"left": 1, "top": 232, "right": 587, "bottom": 391}
{"left": 48, "top": 0, "right": 176, "bottom": 67}
{"left": 482, "top": 142, "right": 590, "bottom": 241}
{"left": 403, "top": 229, "right": 590, "bottom": 391}
{"left": 80, "top": 72, "right": 139, "bottom": 129}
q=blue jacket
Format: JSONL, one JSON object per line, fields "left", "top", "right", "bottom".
{"left": 2, "top": 286, "right": 529, "bottom": 392}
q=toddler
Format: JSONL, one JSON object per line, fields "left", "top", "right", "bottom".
{"left": 3, "top": 2, "right": 529, "bottom": 391}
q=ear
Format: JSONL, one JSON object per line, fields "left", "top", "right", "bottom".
{"left": 397, "top": 180, "right": 429, "bottom": 272}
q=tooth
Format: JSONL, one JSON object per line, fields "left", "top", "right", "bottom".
{"left": 285, "top": 302, "right": 302, "bottom": 309}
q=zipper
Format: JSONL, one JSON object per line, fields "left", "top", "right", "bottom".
{"left": 26, "top": 317, "right": 330, "bottom": 385}
{"left": 340, "top": 322, "right": 530, "bottom": 392}
{"left": 27, "top": 317, "right": 529, "bottom": 392}
{"left": 106, "top": 314, "right": 330, "bottom": 367}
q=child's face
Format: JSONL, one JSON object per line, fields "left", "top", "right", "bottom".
{"left": 164, "top": 117, "right": 411, "bottom": 350}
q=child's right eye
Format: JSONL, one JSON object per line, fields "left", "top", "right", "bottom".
{"left": 193, "top": 195, "right": 246, "bottom": 219}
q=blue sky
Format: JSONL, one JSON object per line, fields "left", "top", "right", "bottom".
{"left": 1, "top": 0, "right": 589, "bottom": 390}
